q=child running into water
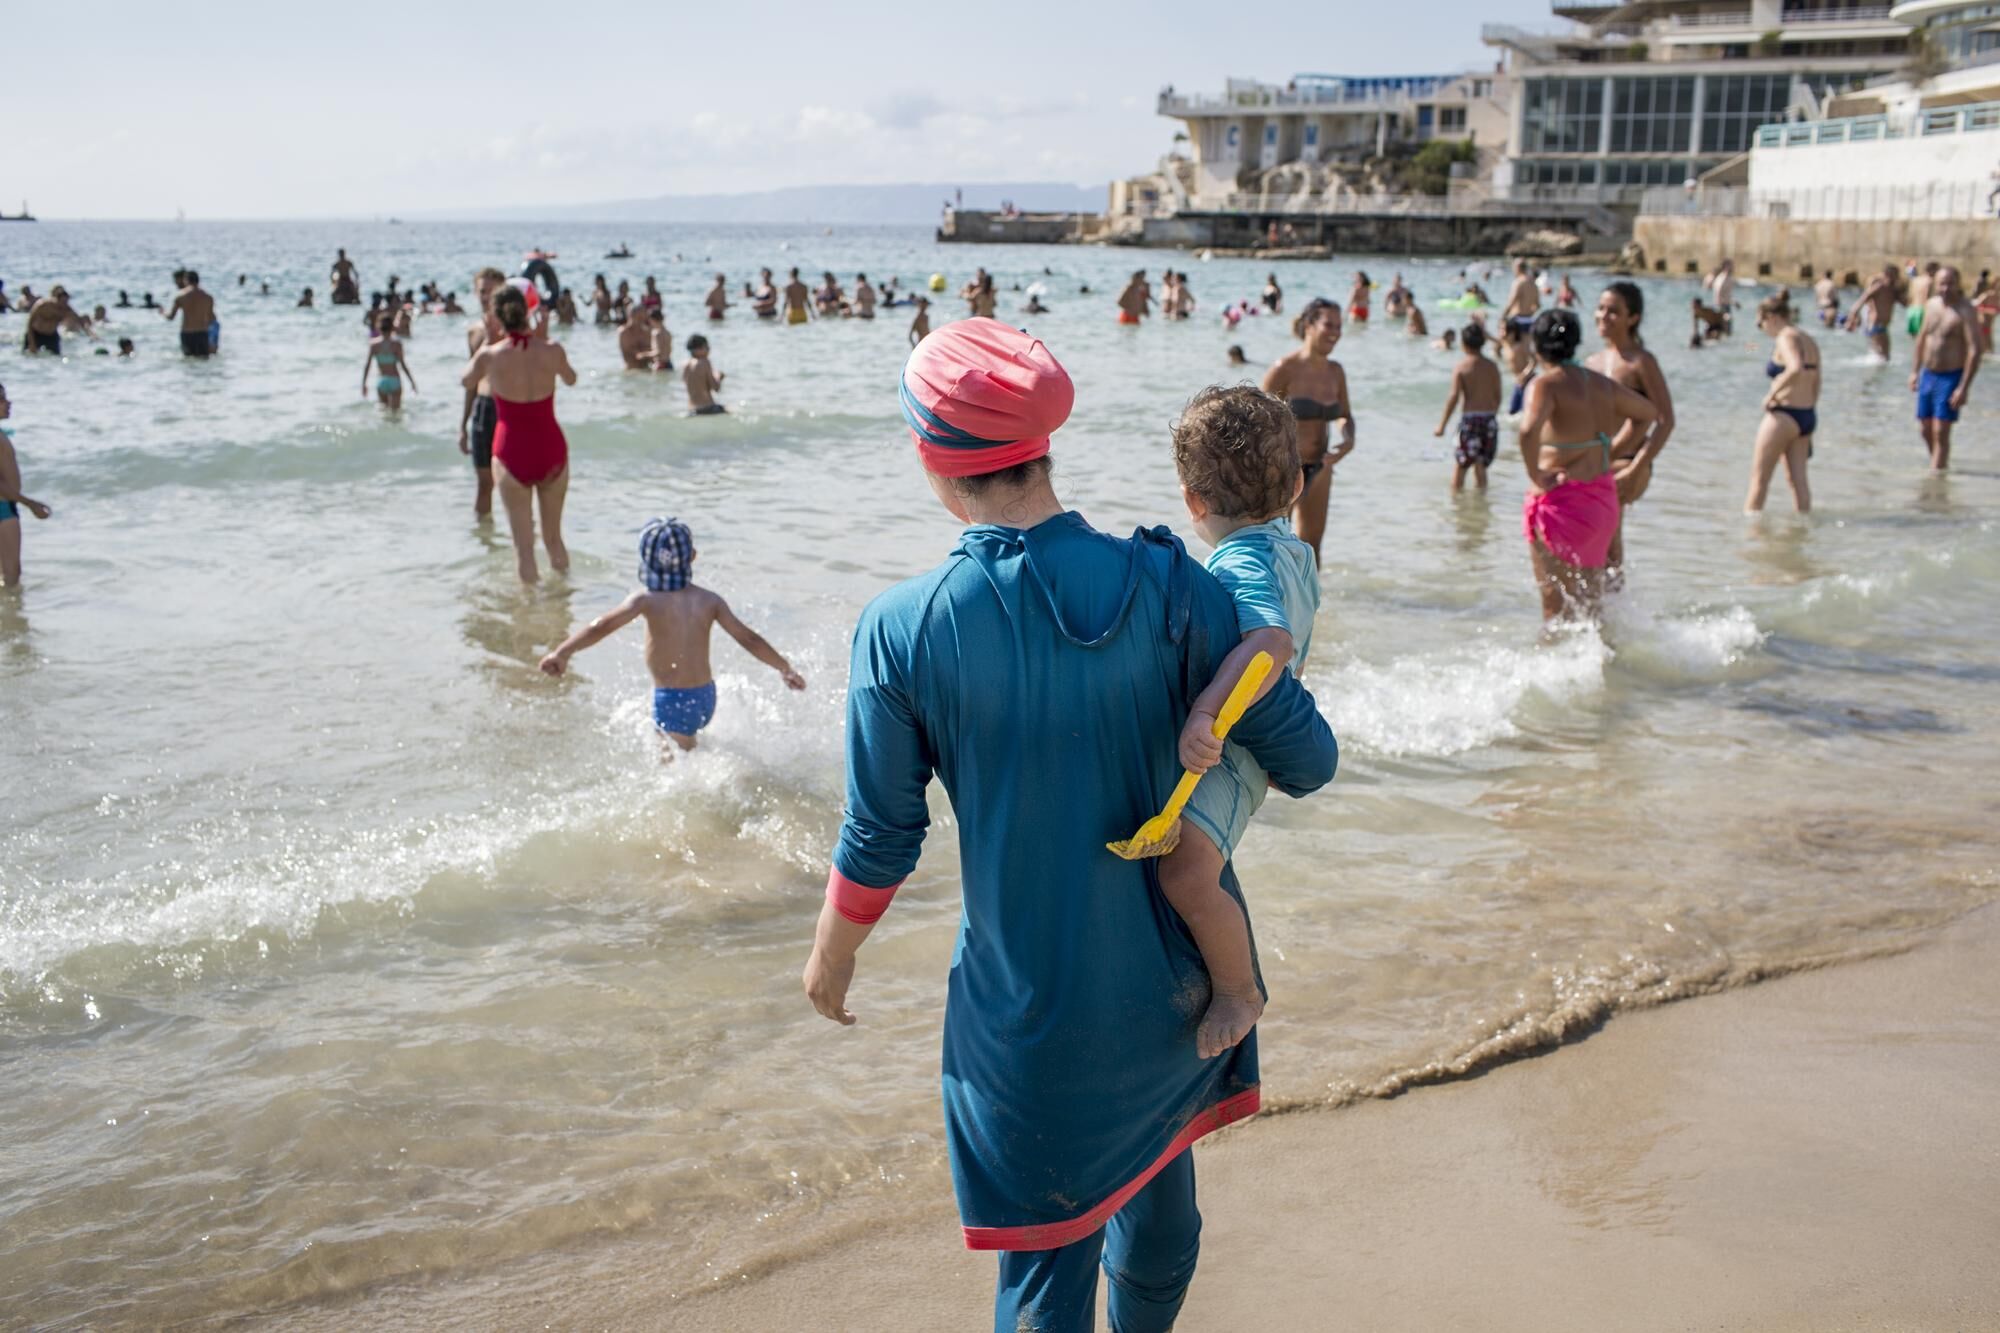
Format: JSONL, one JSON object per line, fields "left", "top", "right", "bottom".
{"left": 1163, "top": 385, "right": 1321, "bottom": 1058}
{"left": 539, "top": 518, "right": 805, "bottom": 757}
{"left": 361, "top": 311, "right": 415, "bottom": 410}
{"left": 1, "top": 382, "right": 56, "bottom": 588}
{"left": 682, "top": 335, "right": 725, "bottom": 415}
{"left": 1434, "top": 323, "right": 1504, "bottom": 492}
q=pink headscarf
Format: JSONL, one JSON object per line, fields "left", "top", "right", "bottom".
{"left": 900, "top": 318, "right": 1074, "bottom": 477}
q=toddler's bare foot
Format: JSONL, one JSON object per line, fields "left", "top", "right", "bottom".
{"left": 1196, "top": 989, "right": 1264, "bottom": 1060}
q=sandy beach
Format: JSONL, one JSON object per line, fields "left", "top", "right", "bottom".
{"left": 299, "top": 903, "right": 1999, "bottom": 1331}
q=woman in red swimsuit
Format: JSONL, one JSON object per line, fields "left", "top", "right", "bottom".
{"left": 460, "top": 285, "right": 578, "bottom": 583}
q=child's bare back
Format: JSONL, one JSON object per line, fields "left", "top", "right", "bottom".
{"left": 634, "top": 585, "right": 725, "bottom": 687}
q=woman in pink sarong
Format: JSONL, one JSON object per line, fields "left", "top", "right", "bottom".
{"left": 1516, "top": 309, "right": 1657, "bottom": 622}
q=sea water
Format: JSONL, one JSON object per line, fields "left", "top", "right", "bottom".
{"left": 1, "top": 221, "right": 1996, "bottom": 1324}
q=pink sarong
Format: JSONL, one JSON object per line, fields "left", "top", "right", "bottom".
{"left": 1522, "top": 471, "right": 1620, "bottom": 569}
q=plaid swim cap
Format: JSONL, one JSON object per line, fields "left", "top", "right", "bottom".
{"left": 639, "top": 517, "right": 694, "bottom": 591}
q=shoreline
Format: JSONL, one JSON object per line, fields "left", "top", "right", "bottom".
{"left": 282, "top": 903, "right": 2000, "bottom": 1331}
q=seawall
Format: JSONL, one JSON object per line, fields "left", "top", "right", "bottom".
{"left": 1634, "top": 216, "right": 1998, "bottom": 283}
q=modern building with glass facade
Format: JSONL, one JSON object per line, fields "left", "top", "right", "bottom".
{"left": 1486, "top": 1, "right": 1912, "bottom": 201}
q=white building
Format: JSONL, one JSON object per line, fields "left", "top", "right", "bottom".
{"left": 1484, "top": 1, "right": 1913, "bottom": 203}
{"left": 1157, "top": 72, "right": 1511, "bottom": 208}
{"left": 1704, "top": 2, "right": 2000, "bottom": 218}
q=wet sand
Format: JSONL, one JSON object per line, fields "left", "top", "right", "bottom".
{"left": 641, "top": 904, "right": 2000, "bottom": 1331}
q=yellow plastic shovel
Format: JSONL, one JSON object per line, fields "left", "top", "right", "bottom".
{"left": 1106, "top": 650, "right": 1275, "bottom": 861}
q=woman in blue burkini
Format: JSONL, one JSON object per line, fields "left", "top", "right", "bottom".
{"left": 801, "top": 318, "right": 1339, "bottom": 1331}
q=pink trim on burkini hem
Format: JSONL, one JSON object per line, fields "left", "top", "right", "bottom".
{"left": 959, "top": 1086, "right": 1262, "bottom": 1252}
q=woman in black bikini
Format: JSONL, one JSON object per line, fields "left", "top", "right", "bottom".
{"left": 1748, "top": 290, "right": 1819, "bottom": 514}
{"left": 1260, "top": 297, "right": 1354, "bottom": 562}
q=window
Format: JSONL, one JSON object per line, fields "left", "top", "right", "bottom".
{"left": 1517, "top": 160, "right": 1600, "bottom": 186}
{"left": 1473, "top": 79, "right": 1494, "bottom": 99}
{"left": 1521, "top": 79, "right": 1605, "bottom": 154}
{"left": 1701, "top": 73, "right": 1795, "bottom": 154}
{"left": 1440, "top": 106, "right": 1467, "bottom": 132}
{"left": 1609, "top": 76, "right": 1696, "bottom": 153}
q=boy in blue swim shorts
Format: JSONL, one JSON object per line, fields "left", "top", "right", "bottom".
{"left": 1163, "top": 385, "right": 1324, "bottom": 1059}
{"left": 539, "top": 517, "right": 806, "bottom": 757}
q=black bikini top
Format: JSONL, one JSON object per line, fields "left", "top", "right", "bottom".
{"left": 1288, "top": 396, "right": 1344, "bottom": 421}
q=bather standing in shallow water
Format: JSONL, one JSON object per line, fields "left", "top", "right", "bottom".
{"left": 1517, "top": 310, "right": 1656, "bottom": 623}
{"left": 1260, "top": 297, "right": 1353, "bottom": 563}
{"left": 1586, "top": 281, "right": 1676, "bottom": 575}
{"left": 1747, "top": 291, "right": 1820, "bottom": 514}
{"left": 460, "top": 285, "right": 577, "bottom": 584}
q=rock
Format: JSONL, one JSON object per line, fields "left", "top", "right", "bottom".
{"left": 1611, "top": 241, "right": 1648, "bottom": 273}
{"left": 1506, "top": 229, "right": 1585, "bottom": 259}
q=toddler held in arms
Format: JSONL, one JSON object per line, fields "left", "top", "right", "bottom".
{"left": 1166, "top": 385, "right": 1321, "bottom": 1058}
{"left": 539, "top": 518, "right": 805, "bottom": 758}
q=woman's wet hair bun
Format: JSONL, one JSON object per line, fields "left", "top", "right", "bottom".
{"left": 1531, "top": 308, "right": 1582, "bottom": 363}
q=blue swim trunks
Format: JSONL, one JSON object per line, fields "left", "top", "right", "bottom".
{"left": 0, "top": 500, "right": 17, "bottom": 522}
{"left": 652, "top": 682, "right": 717, "bottom": 737}
{"left": 1917, "top": 367, "right": 1963, "bottom": 422}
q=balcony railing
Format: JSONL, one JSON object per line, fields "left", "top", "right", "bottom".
{"left": 1641, "top": 181, "right": 1997, "bottom": 218}
{"left": 1160, "top": 88, "right": 1429, "bottom": 116}
{"left": 1752, "top": 98, "right": 2000, "bottom": 145}
{"left": 1669, "top": 10, "right": 1753, "bottom": 27}
{"left": 1782, "top": 4, "right": 1894, "bottom": 21}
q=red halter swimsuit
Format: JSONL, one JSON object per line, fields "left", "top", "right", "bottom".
{"left": 491, "top": 334, "right": 568, "bottom": 485}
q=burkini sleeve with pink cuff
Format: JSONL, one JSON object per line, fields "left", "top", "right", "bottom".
{"left": 826, "top": 588, "right": 936, "bottom": 924}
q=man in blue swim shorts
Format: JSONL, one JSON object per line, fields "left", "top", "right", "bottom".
{"left": 1909, "top": 265, "right": 1983, "bottom": 471}
{"left": 539, "top": 517, "right": 806, "bottom": 757}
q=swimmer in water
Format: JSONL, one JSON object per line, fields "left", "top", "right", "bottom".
{"left": 1262, "top": 272, "right": 1282, "bottom": 313}
{"left": 705, "top": 274, "right": 730, "bottom": 321}
{"left": 589, "top": 275, "right": 616, "bottom": 325}
{"left": 1434, "top": 323, "right": 1502, "bottom": 492}
{"left": 682, "top": 334, "right": 724, "bottom": 414}
{"left": 23, "top": 287, "right": 94, "bottom": 355}
{"left": 1, "top": 381, "right": 55, "bottom": 588}
{"left": 816, "top": 271, "right": 844, "bottom": 317}
{"left": 1748, "top": 290, "right": 1820, "bottom": 512}
{"left": 1517, "top": 310, "right": 1657, "bottom": 623}
{"left": 967, "top": 271, "right": 997, "bottom": 320}
{"left": 460, "top": 284, "right": 577, "bottom": 584}
{"left": 1556, "top": 273, "right": 1579, "bottom": 308}
{"left": 782, "top": 268, "right": 812, "bottom": 325}
{"left": 1406, "top": 306, "right": 1428, "bottom": 338}
{"left": 619, "top": 302, "right": 661, "bottom": 370}
{"left": 459, "top": 267, "right": 507, "bottom": 518}
{"left": 298, "top": 287, "right": 315, "bottom": 308}
{"left": 330, "top": 249, "right": 360, "bottom": 304}
{"left": 555, "top": 288, "right": 578, "bottom": 327}
{"left": 746, "top": 268, "right": 778, "bottom": 319}
{"left": 362, "top": 309, "right": 416, "bottom": 410}
{"left": 1115, "top": 270, "right": 1150, "bottom": 324}
{"left": 164, "top": 271, "right": 216, "bottom": 359}
{"left": 1432, "top": 328, "right": 1458, "bottom": 352}
{"left": 1348, "top": 270, "right": 1372, "bottom": 324}
{"left": 640, "top": 276, "right": 662, "bottom": 313}
{"left": 1260, "top": 297, "right": 1354, "bottom": 562}
{"left": 538, "top": 516, "right": 805, "bottom": 760}
{"left": 1227, "top": 343, "right": 1247, "bottom": 366}
{"left": 1588, "top": 282, "right": 1676, "bottom": 572}
{"left": 853, "top": 273, "right": 877, "bottom": 320}
{"left": 1161, "top": 384, "right": 1319, "bottom": 1059}
{"left": 908, "top": 295, "right": 931, "bottom": 347}
{"left": 1498, "top": 259, "right": 1541, "bottom": 377}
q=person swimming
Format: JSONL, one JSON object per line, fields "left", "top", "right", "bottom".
{"left": 1516, "top": 309, "right": 1657, "bottom": 622}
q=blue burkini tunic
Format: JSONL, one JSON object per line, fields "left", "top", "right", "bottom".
{"left": 828, "top": 512, "right": 1338, "bottom": 1250}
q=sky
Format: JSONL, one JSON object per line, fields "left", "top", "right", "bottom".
{"left": 9, "top": 0, "right": 1553, "bottom": 219}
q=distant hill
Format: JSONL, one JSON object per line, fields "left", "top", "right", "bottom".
{"left": 418, "top": 182, "right": 1106, "bottom": 225}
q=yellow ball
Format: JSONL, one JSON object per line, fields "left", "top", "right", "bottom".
{"left": 928, "top": 273, "right": 947, "bottom": 292}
